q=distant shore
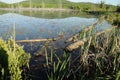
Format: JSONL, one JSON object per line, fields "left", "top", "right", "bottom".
{"left": 0, "top": 8, "right": 73, "bottom": 11}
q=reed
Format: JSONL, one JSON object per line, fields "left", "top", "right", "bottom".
{"left": 74, "top": 27, "right": 120, "bottom": 80}
{"left": 44, "top": 27, "right": 120, "bottom": 80}
{"left": 45, "top": 49, "right": 71, "bottom": 80}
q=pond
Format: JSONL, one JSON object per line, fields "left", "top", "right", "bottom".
{"left": 0, "top": 10, "right": 113, "bottom": 80}
{"left": 0, "top": 11, "right": 111, "bottom": 54}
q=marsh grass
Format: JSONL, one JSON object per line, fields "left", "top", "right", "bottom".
{"left": 106, "top": 13, "right": 120, "bottom": 27}
{"left": 77, "top": 27, "right": 119, "bottom": 79}
{"left": 44, "top": 26, "right": 120, "bottom": 80}
{"left": 45, "top": 48, "right": 71, "bottom": 80}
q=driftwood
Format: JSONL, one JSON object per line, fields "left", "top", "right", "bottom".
{"left": 16, "top": 36, "right": 63, "bottom": 43}
{"left": 65, "top": 16, "right": 105, "bottom": 43}
{"left": 65, "top": 26, "right": 117, "bottom": 52}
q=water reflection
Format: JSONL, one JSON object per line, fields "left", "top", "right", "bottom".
{"left": 0, "top": 10, "right": 97, "bottom": 18}
{"left": 0, "top": 12, "right": 112, "bottom": 55}
{"left": 0, "top": 13, "right": 106, "bottom": 40}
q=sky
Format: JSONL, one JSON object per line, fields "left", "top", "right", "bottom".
{"left": 68, "top": 0, "right": 120, "bottom": 5}
{"left": 0, "top": 0, "right": 25, "bottom": 4}
{"left": 0, "top": 0, "right": 120, "bottom": 5}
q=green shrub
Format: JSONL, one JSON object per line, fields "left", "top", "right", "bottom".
{"left": 0, "top": 39, "right": 30, "bottom": 80}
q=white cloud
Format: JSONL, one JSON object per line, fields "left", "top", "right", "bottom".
{"left": 0, "top": 0, "right": 26, "bottom": 4}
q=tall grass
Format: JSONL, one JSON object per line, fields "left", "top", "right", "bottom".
{"left": 45, "top": 48, "right": 71, "bottom": 80}
{"left": 73, "top": 27, "right": 119, "bottom": 80}
{"left": 106, "top": 13, "right": 120, "bottom": 27}
{"left": 44, "top": 26, "right": 120, "bottom": 80}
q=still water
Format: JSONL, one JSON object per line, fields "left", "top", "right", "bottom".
{"left": 0, "top": 11, "right": 111, "bottom": 54}
{"left": 0, "top": 10, "right": 113, "bottom": 79}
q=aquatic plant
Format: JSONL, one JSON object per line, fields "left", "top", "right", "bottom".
{"left": 40, "top": 20, "right": 120, "bottom": 80}
{"left": 71, "top": 27, "right": 120, "bottom": 80}
{"left": 45, "top": 49, "right": 71, "bottom": 80}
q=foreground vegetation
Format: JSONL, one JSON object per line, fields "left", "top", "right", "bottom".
{"left": 0, "top": 0, "right": 120, "bottom": 79}
{"left": 0, "top": 17, "right": 119, "bottom": 80}
{"left": 44, "top": 26, "right": 120, "bottom": 80}
{"left": 0, "top": 39, "right": 30, "bottom": 80}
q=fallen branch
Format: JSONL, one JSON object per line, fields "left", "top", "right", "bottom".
{"left": 16, "top": 36, "right": 63, "bottom": 43}
{"left": 65, "top": 26, "right": 117, "bottom": 52}
{"left": 65, "top": 16, "right": 105, "bottom": 43}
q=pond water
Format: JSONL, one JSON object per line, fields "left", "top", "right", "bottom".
{"left": 0, "top": 10, "right": 114, "bottom": 80}
{"left": 0, "top": 10, "right": 111, "bottom": 54}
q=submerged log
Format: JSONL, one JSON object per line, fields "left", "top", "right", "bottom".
{"left": 65, "top": 26, "right": 117, "bottom": 52}
{"left": 16, "top": 36, "right": 63, "bottom": 43}
{"left": 16, "top": 38, "right": 51, "bottom": 43}
{"left": 65, "top": 16, "right": 105, "bottom": 43}
{"left": 65, "top": 39, "right": 87, "bottom": 52}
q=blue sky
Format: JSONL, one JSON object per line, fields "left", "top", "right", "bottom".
{"left": 0, "top": 0, "right": 120, "bottom": 5}
{"left": 68, "top": 0, "right": 120, "bottom": 5}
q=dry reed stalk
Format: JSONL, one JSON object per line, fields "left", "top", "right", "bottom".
{"left": 13, "top": 22, "right": 16, "bottom": 53}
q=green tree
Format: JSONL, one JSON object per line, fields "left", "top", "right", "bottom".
{"left": 99, "top": 1, "right": 105, "bottom": 9}
{"left": 116, "top": 5, "right": 120, "bottom": 12}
